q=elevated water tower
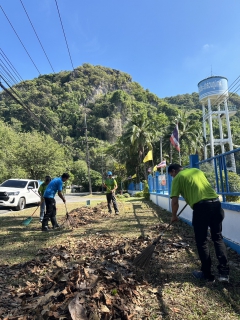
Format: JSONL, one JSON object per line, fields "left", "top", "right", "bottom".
{"left": 198, "top": 76, "right": 236, "bottom": 171}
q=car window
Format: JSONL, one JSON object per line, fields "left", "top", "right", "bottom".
{"left": 34, "top": 181, "right": 38, "bottom": 189}
{"left": 1, "top": 180, "right": 28, "bottom": 188}
{"left": 28, "top": 181, "right": 35, "bottom": 188}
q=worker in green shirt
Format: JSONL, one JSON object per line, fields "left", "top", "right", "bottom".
{"left": 103, "top": 171, "right": 119, "bottom": 215}
{"left": 168, "top": 164, "right": 229, "bottom": 283}
{"left": 38, "top": 176, "right": 51, "bottom": 222}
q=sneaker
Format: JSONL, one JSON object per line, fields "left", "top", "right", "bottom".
{"left": 192, "top": 270, "right": 215, "bottom": 282}
{"left": 115, "top": 211, "right": 119, "bottom": 215}
{"left": 108, "top": 211, "right": 112, "bottom": 214}
{"left": 218, "top": 274, "right": 229, "bottom": 283}
{"left": 42, "top": 226, "right": 49, "bottom": 232}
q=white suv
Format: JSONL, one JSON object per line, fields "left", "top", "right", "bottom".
{"left": 0, "top": 179, "right": 40, "bottom": 211}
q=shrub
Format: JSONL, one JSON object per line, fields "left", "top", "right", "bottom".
{"left": 117, "top": 194, "right": 124, "bottom": 199}
{"left": 123, "top": 193, "right": 130, "bottom": 198}
{"left": 134, "top": 191, "right": 144, "bottom": 197}
{"left": 225, "top": 172, "right": 240, "bottom": 202}
{"left": 143, "top": 180, "right": 150, "bottom": 200}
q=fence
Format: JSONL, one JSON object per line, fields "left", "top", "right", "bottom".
{"left": 127, "top": 181, "right": 144, "bottom": 195}
{"left": 148, "top": 150, "right": 240, "bottom": 254}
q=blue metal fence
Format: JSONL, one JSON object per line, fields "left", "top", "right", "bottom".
{"left": 147, "top": 148, "right": 240, "bottom": 203}
{"left": 148, "top": 171, "right": 168, "bottom": 194}
{"left": 197, "top": 148, "right": 240, "bottom": 202}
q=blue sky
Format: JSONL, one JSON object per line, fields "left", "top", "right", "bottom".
{"left": 1, "top": 0, "right": 240, "bottom": 98}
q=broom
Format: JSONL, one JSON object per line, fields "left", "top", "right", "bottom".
{"left": 22, "top": 189, "right": 42, "bottom": 226}
{"left": 133, "top": 203, "right": 188, "bottom": 269}
{"left": 22, "top": 204, "right": 40, "bottom": 226}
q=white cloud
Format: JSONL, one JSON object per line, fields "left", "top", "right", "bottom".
{"left": 202, "top": 43, "right": 214, "bottom": 52}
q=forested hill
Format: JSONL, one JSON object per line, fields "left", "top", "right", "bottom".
{"left": 0, "top": 63, "right": 177, "bottom": 144}
{"left": 164, "top": 92, "right": 240, "bottom": 113}
{"left": 1, "top": 63, "right": 240, "bottom": 188}
{"left": 1, "top": 63, "right": 240, "bottom": 145}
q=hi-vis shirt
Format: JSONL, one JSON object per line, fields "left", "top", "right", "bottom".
{"left": 105, "top": 178, "right": 117, "bottom": 193}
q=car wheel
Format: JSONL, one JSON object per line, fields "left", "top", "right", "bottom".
{"left": 16, "top": 197, "right": 26, "bottom": 211}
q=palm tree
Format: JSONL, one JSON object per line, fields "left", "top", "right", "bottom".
{"left": 120, "top": 111, "right": 157, "bottom": 179}
{"left": 162, "top": 111, "right": 203, "bottom": 165}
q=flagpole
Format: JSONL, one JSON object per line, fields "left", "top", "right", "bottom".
{"left": 178, "top": 122, "right": 181, "bottom": 165}
{"left": 170, "top": 143, "right": 173, "bottom": 163}
{"left": 152, "top": 151, "right": 154, "bottom": 180}
{"left": 160, "top": 137, "right": 163, "bottom": 174}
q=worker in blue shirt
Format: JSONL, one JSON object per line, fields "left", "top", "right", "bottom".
{"left": 42, "top": 173, "right": 70, "bottom": 232}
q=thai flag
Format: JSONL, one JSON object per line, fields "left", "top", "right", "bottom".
{"left": 170, "top": 124, "right": 180, "bottom": 151}
{"left": 157, "top": 160, "right": 166, "bottom": 168}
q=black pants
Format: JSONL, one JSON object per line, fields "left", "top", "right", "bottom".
{"left": 42, "top": 198, "right": 58, "bottom": 229}
{"left": 192, "top": 201, "right": 229, "bottom": 277}
{"left": 106, "top": 193, "right": 119, "bottom": 213}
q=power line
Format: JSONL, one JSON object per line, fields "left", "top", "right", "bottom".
{"left": 0, "top": 4, "right": 41, "bottom": 75}
{"left": 210, "top": 76, "right": 240, "bottom": 108}
{"left": 0, "top": 48, "right": 24, "bottom": 82}
{"left": 54, "top": 0, "right": 74, "bottom": 70}
{"left": 0, "top": 69, "right": 60, "bottom": 135}
{"left": 0, "top": 59, "right": 20, "bottom": 84}
{"left": 0, "top": 71, "right": 15, "bottom": 88}
{"left": 19, "top": 0, "right": 55, "bottom": 73}
{"left": 0, "top": 74, "right": 77, "bottom": 156}
{"left": 0, "top": 77, "right": 43, "bottom": 124}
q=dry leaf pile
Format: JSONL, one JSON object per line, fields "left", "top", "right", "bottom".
{"left": 0, "top": 232, "right": 171, "bottom": 320}
{"left": 60, "top": 203, "right": 109, "bottom": 228}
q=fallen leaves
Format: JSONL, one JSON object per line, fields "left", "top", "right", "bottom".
{"left": 0, "top": 231, "right": 163, "bottom": 319}
{"left": 68, "top": 294, "right": 88, "bottom": 320}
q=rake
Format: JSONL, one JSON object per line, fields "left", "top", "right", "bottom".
{"left": 22, "top": 204, "right": 40, "bottom": 226}
{"left": 133, "top": 204, "right": 188, "bottom": 269}
{"left": 60, "top": 202, "right": 75, "bottom": 228}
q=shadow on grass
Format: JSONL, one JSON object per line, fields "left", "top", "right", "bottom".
{"left": 1, "top": 199, "right": 240, "bottom": 318}
{"left": 131, "top": 201, "right": 240, "bottom": 319}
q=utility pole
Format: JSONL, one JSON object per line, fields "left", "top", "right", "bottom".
{"left": 84, "top": 112, "right": 92, "bottom": 195}
{"left": 101, "top": 151, "right": 104, "bottom": 193}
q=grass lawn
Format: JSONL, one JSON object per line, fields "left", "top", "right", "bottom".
{"left": 0, "top": 195, "right": 240, "bottom": 319}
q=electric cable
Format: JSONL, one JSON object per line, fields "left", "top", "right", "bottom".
{"left": 54, "top": 0, "right": 74, "bottom": 70}
{"left": 0, "top": 70, "right": 62, "bottom": 135}
{"left": 0, "top": 71, "right": 14, "bottom": 88}
{"left": 0, "top": 5, "right": 41, "bottom": 75}
{"left": 207, "top": 76, "right": 240, "bottom": 109}
{"left": 0, "top": 48, "right": 24, "bottom": 82}
{"left": 0, "top": 74, "right": 77, "bottom": 156}
{"left": 19, "top": 0, "right": 55, "bottom": 73}
{"left": 0, "top": 60, "right": 20, "bottom": 85}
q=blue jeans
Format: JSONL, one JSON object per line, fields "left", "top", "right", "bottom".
{"left": 40, "top": 200, "right": 46, "bottom": 220}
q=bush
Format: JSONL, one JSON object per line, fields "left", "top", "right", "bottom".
{"left": 123, "top": 193, "right": 130, "bottom": 198}
{"left": 225, "top": 172, "right": 240, "bottom": 202}
{"left": 116, "top": 194, "right": 124, "bottom": 199}
{"left": 134, "top": 191, "right": 144, "bottom": 197}
{"left": 143, "top": 180, "right": 150, "bottom": 200}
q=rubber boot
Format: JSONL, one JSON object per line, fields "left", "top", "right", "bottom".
{"left": 42, "top": 217, "right": 49, "bottom": 232}
{"left": 51, "top": 216, "right": 60, "bottom": 229}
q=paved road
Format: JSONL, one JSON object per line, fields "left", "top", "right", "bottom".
{"left": 0, "top": 193, "right": 106, "bottom": 215}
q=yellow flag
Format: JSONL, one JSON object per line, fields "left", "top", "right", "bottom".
{"left": 131, "top": 174, "right": 137, "bottom": 178}
{"left": 143, "top": 150, "right": 153, "bottom": 163}
{"left": 153, "top": 165, "right": 158, "bottom": 172}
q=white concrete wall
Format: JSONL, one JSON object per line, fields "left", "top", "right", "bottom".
{"left": 150, "top": 194, "right": 240, "bottom": 252}
{"left": 150, "top": 194, "right": 169, "bottom": 211}
{"left": 222, "top": 208, "right": 240, "bottom": 244}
